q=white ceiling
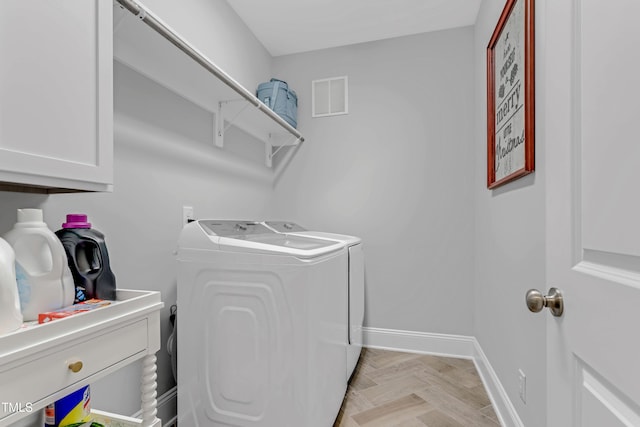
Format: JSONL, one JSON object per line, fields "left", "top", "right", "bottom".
{"left": 225, "top": 0, "right": 482, "bottom": 57}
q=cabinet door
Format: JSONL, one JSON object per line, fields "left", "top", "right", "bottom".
{"left": 0, "top": 0, "right": 112, "bottom": 192}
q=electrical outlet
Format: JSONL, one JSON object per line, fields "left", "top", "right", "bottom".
{"left": 182, "top": 206, "right": 194, "bottom": 225}
{"left": 518, "top": 369, "right": 527, "bottom": 403}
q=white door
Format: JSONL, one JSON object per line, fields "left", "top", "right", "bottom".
{"left": 544, "top": 0, "right": 640, "bottom": 426}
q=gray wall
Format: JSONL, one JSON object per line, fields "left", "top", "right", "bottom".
{"left": 270, "top": 28, "right": 476, "bottom": 335}
{"left": 473, "top": 0, "right": 547, "bottom": 425}
{"left": 0, "top": 0, "right": 274, "bottom": 416}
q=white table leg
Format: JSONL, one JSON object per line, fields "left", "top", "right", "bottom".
{"left": 141, "top": 354, "right": 159, "bottom": 426}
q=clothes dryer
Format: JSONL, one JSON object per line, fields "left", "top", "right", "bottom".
{"left": 264, "top": 222, "right": 365, "bottom": 379}
{"left": 177, "top": 220, "right": 348, "bottom": 427}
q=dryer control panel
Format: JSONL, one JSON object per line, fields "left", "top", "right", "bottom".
{"left": 199, "top": 220, "right": 269, "bottom": 237}
{"left": 264, "top": 221, "right": 307, "bottom": 232}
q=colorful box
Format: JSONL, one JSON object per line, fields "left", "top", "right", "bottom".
{"left": 38, "top": 299, "right": 111, "bottom": 324}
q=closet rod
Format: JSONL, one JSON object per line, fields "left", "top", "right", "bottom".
{"left": 115, "top": 0, "right": 304, "bottom": 142}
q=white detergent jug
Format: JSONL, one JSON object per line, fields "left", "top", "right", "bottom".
{"left": 0, "top": 237, "right": 22, "bottom": 334}
{"left": 3, "top": 209, "right": 74, "bottom": 321}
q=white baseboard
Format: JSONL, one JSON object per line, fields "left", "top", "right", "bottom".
{"left": 363, "top": 326, "right": 477, "bottom": 358}
{"left": 131, "top": 385, "right": 177, "bottom": 427}
{"left": 363, "top": 327, "right": 523, "bottom": 427}
{"left": 470, "top": 340, "right": 524, "bottom": 427}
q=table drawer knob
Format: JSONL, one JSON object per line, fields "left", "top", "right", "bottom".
{"left": 68, "top": 361, "right": 83, "bottom": 373}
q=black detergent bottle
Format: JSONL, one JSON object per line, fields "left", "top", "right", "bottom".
{"left": 55, "top": 214, "right": 116, "bottom": 301}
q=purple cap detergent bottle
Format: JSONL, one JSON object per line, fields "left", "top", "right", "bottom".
{"left": 55, "top": 214, "right": 116, "bottom": 301}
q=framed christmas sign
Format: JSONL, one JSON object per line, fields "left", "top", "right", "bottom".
{"left": 486, "top": 0, "right": 535, "bottom": 189}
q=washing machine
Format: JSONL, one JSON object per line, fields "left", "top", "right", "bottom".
{"left": 177, "top": 220, "right": 348, "bottom": 427}
{"left": 264, "top": 221, "right": 365, "bottom": 379}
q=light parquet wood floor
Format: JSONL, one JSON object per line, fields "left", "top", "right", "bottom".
{"left": 333, "top": 348, "right": 500, "bottom": 427}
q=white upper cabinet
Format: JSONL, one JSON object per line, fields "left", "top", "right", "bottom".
{"left": 0, "top": 0, "right": 113, "bottom": 192}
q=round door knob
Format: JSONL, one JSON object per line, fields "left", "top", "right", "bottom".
{"left": 68, "top": 361, "right": 83, "bottom": 373}
{"left": 526, "top": 287, "right": 564, "bottom": 317}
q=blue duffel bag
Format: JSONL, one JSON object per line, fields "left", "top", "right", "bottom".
{"left": 257, "top": 78, "right": 298, "bottom": 128}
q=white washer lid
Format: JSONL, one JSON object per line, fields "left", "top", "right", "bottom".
{"left": 264, "top": 221, "right": 307, "bottom": 232}
{"left": 292, "top": 230, "right": 362, "bottom": 246}
{"left": 264, "top": 222, "right": 362, "bottom": 246}
{"left": 198, "top": 220, "right": 344, "bottom": 258}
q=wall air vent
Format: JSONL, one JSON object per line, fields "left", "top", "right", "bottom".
{"left": 312, "top": 76, "right": 348, "bottom": 118}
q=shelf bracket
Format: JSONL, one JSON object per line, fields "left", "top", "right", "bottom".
{"left": 215, "top": 100, "right": 251, "bottom": 148}
{"left": 215, "top": 103, "right": 224, "bottom": 148}
{"left": 266, "top": 135, "right": 302, "bottom": 168}
{"left": 265, "top": 134, "right": 273, "bottom": 168}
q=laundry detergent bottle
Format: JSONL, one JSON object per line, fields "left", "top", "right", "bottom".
{"left": 3, "top": 209, "right": 74, "bottom": 321}
{"left": 55, "top": 214, "right": 116, "bottom": 301}
{"left": 0, "top": 237, "right": 23, "bottom": 334}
